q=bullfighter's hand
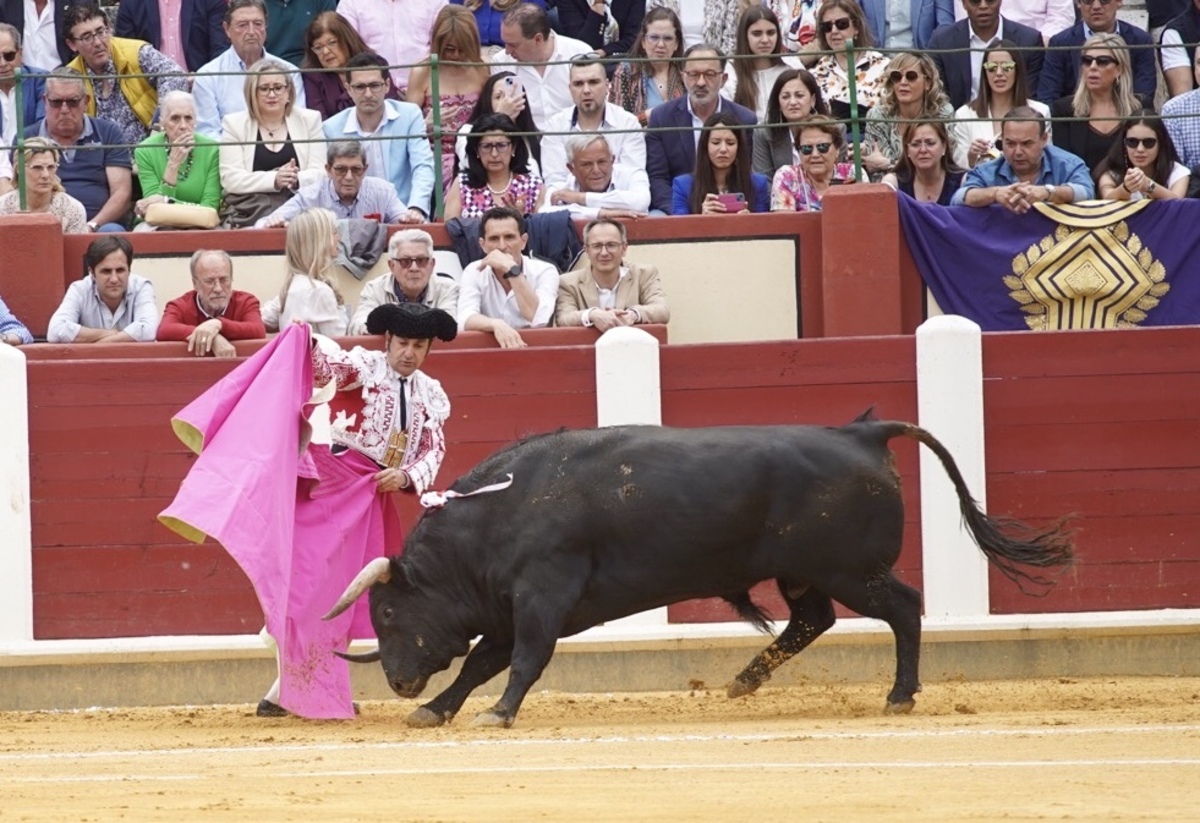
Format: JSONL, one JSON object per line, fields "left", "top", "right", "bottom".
{"left": 374, "top": 467, "right": 411, "bottom": 493}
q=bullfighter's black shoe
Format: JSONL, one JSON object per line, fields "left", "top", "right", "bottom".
{"left": 256, "top": 699, "right": 289, "bottom": 717}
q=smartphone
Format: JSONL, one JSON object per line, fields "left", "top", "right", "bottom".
{"left": 716, "top": 192, "right": 747, "bottom": 213}
{"left": 502, "top": 75, "right": 525, "bottom": 101}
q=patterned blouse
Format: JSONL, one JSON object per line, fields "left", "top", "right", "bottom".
{"left": 0, "top": 189, "right": 88, "bottom": 232}
{"left": 457, "top": 171, "right": 543, "bottom": 218}
{"left": 864, "top": 101, "right": 957, "bottom": 181}
{"left": 770, "top": 161, "right": 858, "bottom": 212}
{"left": 423, "top": 91, "right": 480, "bottom": 189}
{"left": 609, "top": 62, "right": 685, "bottom": 121}
{"left": 88, "top": 46, "right": 188, "bottom": 147}
{"left": 811, "top": 51, "right": 890, "bottom": 114}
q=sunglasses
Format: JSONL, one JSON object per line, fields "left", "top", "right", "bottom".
{"left": 964, "top": 0, "right": 1000, "bottom": 5}
{"left": 1080, "top": 55, "right": 1118, "bottom": 68}
{"left": 1124, "top": 136, "right": 1158, "bottom": 150}
{"left": 819, "top": 18, "right": 853, "bottom": 34}
{"left": 391, "top": 256, "right": 433, "bottom": 268}
{"left": 798, "top": 142, "right": 833, "bottom": 155}
{"left": 46, "top": 96, "right": 84, "bottom": 109}
{"left": 889, "top": 69, "right": 922, "bottom": 85}
{"left": 982, "top": 60, "right": 1016, "bottom": 74}
{"left": 0, "top": 50, "right": 16, "bottom": 61}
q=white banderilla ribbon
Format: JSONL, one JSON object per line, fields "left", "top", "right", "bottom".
{"left": 420, "top": 473, "right": 515, "bottom": 509}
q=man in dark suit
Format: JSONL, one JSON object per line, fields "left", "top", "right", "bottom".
{"left": 1035, "top": 0, "right": 1156, "bottom": 104}
{"left": 114, "top": 0, "right": 229, "bottom": 72}
{"left": 929, "top": 0, "right": 1044, "bottom": 110}
{"left": 0, "top": 0, "right": 85, "bottom": 69}
{"left": 645, "top": 44, "right": 756, "bottom": 214}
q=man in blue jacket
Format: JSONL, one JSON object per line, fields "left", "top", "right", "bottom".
{"left": 0, "top": 24, "right": 47, "bottom": 149}
{"left": 860, "top": 0, "right": 955, "bottom": 51}
{"left": 113, "top": 0, "right": 229, "bottom": 73}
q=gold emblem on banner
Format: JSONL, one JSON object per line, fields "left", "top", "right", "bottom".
{"left": 1007, "top": 201, "right": 1170, "bottom": 330}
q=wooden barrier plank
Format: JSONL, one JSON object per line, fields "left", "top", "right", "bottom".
{"left": 34, "top": 589, "right": 262, "bottom": 639}
{"left": 984, "top": 420, "right": 1200, "bottom": 473}
{"left": 983, "top": 327, "right": 1200, "bottom": 378}
{"left": 33, "top": 545, "right": 250, "bottom": 594}
{"left": 990, "top": 559, "right": 1200, "bottom": 613}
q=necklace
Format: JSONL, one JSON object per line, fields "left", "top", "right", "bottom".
{"left": 169, "top": 146, "right": 195, "bottom": 183}
{"left": 486, "top": 174, "right": 513, "bottom": 195}
{"left": 261, "top": 123, "right": 286, "bottom": 139}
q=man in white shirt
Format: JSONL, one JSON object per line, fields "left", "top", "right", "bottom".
{"left": 539, "top": 54, "right": 645, "bottom": 191}
{"left": 541, "top": 133, "right": 649, "bottom": 219}
{"left": 192, "top": 0, "right": 304, "bottom": 138}
{"left": 491, "top": 2, "right": 592, "bottom": 129}
{"left": 0, "top": 0, "right": 81, "bottom": 70}
{"left": 47, "top": 235, "right": 159, "bottom": 343}
{"left": 337, "top": 0, "right": 445, "bottom": 90}
{"left": 952, "top": 0, "right": 1075, "bottom": 41}
{"left": 457, "top": 206, "right": 560, "bottom": 348}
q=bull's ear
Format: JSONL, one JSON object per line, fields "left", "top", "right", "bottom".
{"left": 388, "top": 556, "right": 411, "bottom": 588}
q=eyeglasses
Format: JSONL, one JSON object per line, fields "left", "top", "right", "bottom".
{"left": 798, "top": 142, "right": 833, "bottom": 155}
{"left": 907, "top": 138, "right": 941, "bottom": 150}
{"left": 644, "top": 34, "right": 676, "bottom": 44}
{"left": 1081, "top": 0, "right": 1116, "bottom": 5}
{"left": 586, "top": 242, "right": 623, "bottom": 253}
{"left": 46, "top": 96, "right": 84, "bottom": 109}
{"left": 1080, "top": 55, "right": 1118, "bottom": 67}
{"left": 1124, "top": 136, "right": 1158, "bottom": 149}
{"left": 819, "top": 18, "right": 853, "bottom": 34}
{"left": 330, "top": 164, "right": 366, "bottom": 177}
{"left": 478, "top": 140, "right": 513, "bottom": 154}
{"left": 889, "top": 69, "right": 922, "bottom": 84}
{"left": 391, "top": 256, "right": 433, "bottom": 268}
{"left": 964, "top": 0, "right": 1000, "bottom": 6}
{"left": 197, "top": 276, "right": 232, "bottom": 289}
{"left": 348, "top": 81, "right": 387, "bottom": 94}
{"left": 0, "top": 50, "right": 17, "bottom": 62}
{"left": 311, "top": 38, "right": 339, "bottom": 54}
{"left": 982, "top": 60, "right": 1016, "bottom": 73}
{"left": 683, "top": 69, "right": 721, "bottom": 82}
{"left": 257, "top": 83, "right": 288, "bottom": 96}
{"left": 70, "top": 24, "right": 109, "bottom": 45}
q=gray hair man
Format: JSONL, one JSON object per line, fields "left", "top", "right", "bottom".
{"left": 540, "top": 133, "right": 650, "bottom": 219}
{"left": 349, "top": 229, "right": 460, "bottom": 335}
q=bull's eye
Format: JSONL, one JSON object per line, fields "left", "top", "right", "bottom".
{"left": 381, "top": 606, "right": 394, "bottom": 621}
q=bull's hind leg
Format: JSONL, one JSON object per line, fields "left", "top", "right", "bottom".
{"left": 826, "top": 571, "right": 923, "bottom": 713}
{"left": 727, "top": 584, "right": 836, "bottom": 698}
{"left": 406, "top": 636, "right": 514, "bottom": 728}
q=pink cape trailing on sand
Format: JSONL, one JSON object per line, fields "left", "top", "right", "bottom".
{"left": 158, "top": 325, "right": 397, "bottom": 719}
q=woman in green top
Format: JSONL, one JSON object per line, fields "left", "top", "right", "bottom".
{"left": 133, "top": 91, "right": 222, "bottom": 230}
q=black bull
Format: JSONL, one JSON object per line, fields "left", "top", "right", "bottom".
{"left": 325, "top": 416, "right": 1074, "bottom": 728}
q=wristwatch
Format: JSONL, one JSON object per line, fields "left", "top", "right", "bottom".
{"left": 1043, "top": 185, "right": 1055, "bottom": 201}
{"left": 1146, "top": 180, "right": 1157, "bottom": 195}
{"left": 503, "top": 264, "right": 522, "bottom": 279}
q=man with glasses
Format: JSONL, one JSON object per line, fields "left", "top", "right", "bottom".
{"left": 928, "top": 0, "right": 1043, "bottom": 109}
{"left": 645, "top": 43, "right": 755, "bottom": 215}
{"left": 113, "top": 0, "right": 229, "bottom": 72}
{"left": 322, "top": 51, "right": 435, "bottom": 220}
{"left": 491, "top": 2, "right": 592, "bottom": 129}
{"left": 193, "top": 0, "right": 305, "bottom": 138}
{"left": 0, "top": 0, "right": 88, "bottom": 71}
{"left": 24, "top": 67, "right": 130, "bottom": 230}
{"left": 539, "top": 53, "right": 645, "bottom": 193}
{"left": 62, "top": 4, "right": 187, "bottom": 147}
{"left": 951, "top": 106, "right": 1094, "bottom": 210}
{"left": 156, "top": 249, "right": 266, "bottom": 356}
{"left": 0, "top": 24, "right": 48, "bottom": 192}
{"left": 1035, "top": 0, "right": 1155, "bottom": 103}
{"left": 540, "top": 132, "right": 649, "bottom": 218}
{"left": 349, "top": 229, "right": 459, "bottom": 335}
{"left": 255, "top": 139, "right": 409, "bottom": 227}
{"left": 556, "top": 217, "right": 669, "bottom": 329}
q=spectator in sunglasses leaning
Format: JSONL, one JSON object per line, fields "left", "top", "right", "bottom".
{"left": 1035, "top": 0, "right": 1155, "bottom": 105}
{"left": 927, "top": 0, "right": 1043, "bottom": 111}
{"left": 349, "top": 229, "right": 460, "bottom": 335}
{"left": 861, "top": 52, "right": 956, "bottom": 181}
{"left": 1094, "top": 110, "right": 1190, "bottom": 201}
{"left": 0, "top": 24, "right": 49, "bottom": 192}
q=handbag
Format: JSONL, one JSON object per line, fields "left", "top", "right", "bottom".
{"left": 220, "top": 190, "right": 293, "bottom": 229}
{"left": 144, "top": 201, "right": 221, "bottom": 229}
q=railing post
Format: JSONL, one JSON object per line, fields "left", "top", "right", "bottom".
{"left": 844, "top": 38, "right": 863, "bottom": 182}
{"left": 429, "top": 54, "right": 444, "bottom": 220}
{"left": 15, "top": 66, "right": 25, "bottom": 212}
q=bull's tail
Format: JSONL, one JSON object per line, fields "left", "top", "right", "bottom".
{"left": 877, "top": 420, "right": 1076, "bottom": 594}
{"left": 722, "top": 591, "right": 775, "bottom": 635}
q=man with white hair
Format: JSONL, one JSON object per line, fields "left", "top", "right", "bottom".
{"left": 540, "top": 133, "right": 649, "bottom": 219}
{"left": 349, "top": 229, "right": 459, "bottom": 335}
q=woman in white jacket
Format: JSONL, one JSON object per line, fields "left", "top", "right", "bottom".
{"left": 950, "top": 41, "right": 1050, "bottom": 171}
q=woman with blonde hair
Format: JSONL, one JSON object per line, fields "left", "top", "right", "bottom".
{"left": 407, "top": 5, "right": 491, "bottom": 187}
{"left": 262, "top": 208, "right": 348, "bottom": 336}
{"left": 0, "top": 138, "right": 88, "bottom": 233}
{"left": 862, "top": 52, "right": 955, "bottom": 181}
{"left": 1051, "top": 33, "right": 1147, "bottom": 175}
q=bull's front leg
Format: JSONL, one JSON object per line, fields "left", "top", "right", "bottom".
{"left": 407, "top": 637, "right": 514, "bottom": 728}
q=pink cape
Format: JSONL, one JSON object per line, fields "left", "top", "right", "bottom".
{"left": 158, "top": 325, "right": 397, "bottom": 719}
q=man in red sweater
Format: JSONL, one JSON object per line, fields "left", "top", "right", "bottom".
{"left": 157, "top": 249, "right": 266, "bottom": 356}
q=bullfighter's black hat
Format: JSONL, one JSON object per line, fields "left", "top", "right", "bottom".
{"left": 366, "top": 303, "right": 458, "bottom": 342}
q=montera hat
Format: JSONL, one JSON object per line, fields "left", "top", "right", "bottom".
{"left": 366, "top": 303, "right": 458, "bottom": 342}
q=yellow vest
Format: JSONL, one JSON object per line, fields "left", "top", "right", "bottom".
{"left": 68, "top": 37, "right": 158, "bottom": 128}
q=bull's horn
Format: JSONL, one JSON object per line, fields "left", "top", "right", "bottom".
{"left": 335, "top": 649, "right": 382, "bottom": 663}
{"left": 322, "top": 557, "right": 392, "bottom": 620}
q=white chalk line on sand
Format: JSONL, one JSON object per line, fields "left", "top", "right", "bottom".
{"left": 2, "top": 723, "right": 1199, "bottom": 764}
{"left": 7, "top": 758, "right": 1200, "bottom": 785}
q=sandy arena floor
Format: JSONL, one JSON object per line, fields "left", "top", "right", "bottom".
{"left": 2, "top": 676, "right": 1199, "bottom": 822}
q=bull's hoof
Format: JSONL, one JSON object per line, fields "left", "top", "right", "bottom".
{"left": 726, "top": 674, "right": 765, "bottom": 699}
{"left": 405, "top": 706, "right": 448, "bottom": 728}
{"left": 884, "top": 698, "right": 916, "bottom": 715}
{"left": 470, "top": 710, "right": 514, "bottom": 729}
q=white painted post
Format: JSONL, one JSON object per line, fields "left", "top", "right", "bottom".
{"left": 0, "top": 343, "right": 32, "bottom": 642}
{"left": 915, "top": 316, "right": 990, "bottom": 619}
{"left": 595, "top": 327, "right": 667, "bottom": 629}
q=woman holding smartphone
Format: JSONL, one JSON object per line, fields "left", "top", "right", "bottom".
{"left": 671, "top": 111, "right": 770, "bottom": 215}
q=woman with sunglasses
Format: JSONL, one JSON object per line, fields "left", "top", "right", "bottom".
{"left": 672, "top": 111, "right": 769, "bottom": 215}
{"left": 950, "top": 41, "right": 1050, "bottom": 170}
{"left": 809, "top": 0, "right": 888, "bottom": 121}
{"left": 1050, "top": 33, "right": 1147, "bottom": 175}
{"left": 444, "top": 113, "right": 544, "bottom": 219}
{"left": 1095, "top": 111, "right": 1189, "bottom": 201}
{"left": 881, "top": 120, "right": 963, "bottom": 206}
{"left": 610, "top": 7, "right": 686, "bottom": 126}
{"left": 724, "top": 6, "right": 796, "bottom": 122}
{"left": 753, "top": 68, "right": 829, "bottom": 177}
{"left": 770, "top": 115, "right": 857, "bottom": 212}
{"left": 862, "top": 52, "right": 955, "bottom": 181}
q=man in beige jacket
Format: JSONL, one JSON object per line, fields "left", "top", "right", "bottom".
{"left": 555, "top": 217, "right": 670, "bottom": 329}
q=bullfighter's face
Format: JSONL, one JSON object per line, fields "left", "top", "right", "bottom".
{"left": 385, "top": 333, "right": 432, "bottom": 378}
